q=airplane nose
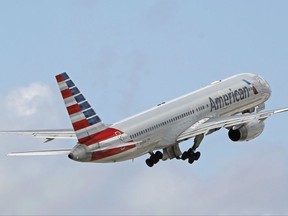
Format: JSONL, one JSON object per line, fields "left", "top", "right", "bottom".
{"left": 263, "top": 79, "right": 272, "bottom": 97}
{"left": 256, "top": 75, "right": 271, "bottom": 98}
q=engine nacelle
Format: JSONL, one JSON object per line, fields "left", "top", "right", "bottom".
{"left": 228, "top": 120, "right": 265, "bottom": 142}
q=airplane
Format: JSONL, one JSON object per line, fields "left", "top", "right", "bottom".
{"left": 1, "top": 72, "right": 288, "bottom": 167}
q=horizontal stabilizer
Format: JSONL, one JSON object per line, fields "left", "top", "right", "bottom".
{"left": 0, "top": 129, "right": 76, "bottom": 140}
{"left": 8, "top": 149, "right": 71, "bottom": 156}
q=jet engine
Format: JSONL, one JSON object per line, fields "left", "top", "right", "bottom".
{"left": 228, "top": 120, "right": 265, "bottom": 142}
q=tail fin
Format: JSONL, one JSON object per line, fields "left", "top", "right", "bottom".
{"left": 55, "top": 72, "right": 108, "bottom": 144}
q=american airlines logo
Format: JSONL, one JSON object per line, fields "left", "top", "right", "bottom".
{"left": 209, "top": 80, "right": 257, "bottom": 112}
{"left": 209, "top": 86, "right": 250, "bottom": 111}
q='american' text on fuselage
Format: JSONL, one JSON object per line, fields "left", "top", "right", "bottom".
{"left": 209, "top": 86, "right": 250, "bottom": 111}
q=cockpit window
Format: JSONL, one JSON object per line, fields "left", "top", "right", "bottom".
{"left": 256, "top": 76, "right": 269, "bottom": 88}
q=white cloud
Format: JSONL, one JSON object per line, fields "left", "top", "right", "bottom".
{"left": 5, "top": 83, "right": 53, "bottom": 117}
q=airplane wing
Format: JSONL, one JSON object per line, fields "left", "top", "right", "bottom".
{"left": 0, "top": 129, "right": 76, "bottom": 142}
{"left": 177, "top": 107, "right": 288, "bottom": 142}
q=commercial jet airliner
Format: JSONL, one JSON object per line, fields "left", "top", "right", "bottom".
{"left": 1, "top": 73, "right": 288, "bottom": 167}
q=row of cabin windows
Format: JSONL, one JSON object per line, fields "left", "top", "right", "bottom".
{"left": 196, "top": 105, "right": 205, "bottom": 112}
{"left": 131, "top": 86, "right": 256, "bottom": 139}
{"left": 130, "top": 106, "right": 209, "bottom": 139}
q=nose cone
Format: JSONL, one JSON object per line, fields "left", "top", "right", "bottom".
{"left": 68, "top": 145, "right": 91, "bottom": 162}
{"left": 263, "top": 78, "right": 272, "bottom": 98}
{"left": 256, "top": 75, "right": 271, "bottom": 99}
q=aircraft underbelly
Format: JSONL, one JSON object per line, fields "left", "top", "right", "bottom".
{"left": 90, "top": 145, "right": 148, "bottom": 163}
{"left": 156, "top": 118, "right": 196, "bottom": 149}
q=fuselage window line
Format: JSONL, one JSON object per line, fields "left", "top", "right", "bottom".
{"left": 131, "top": 107, "right": 200, "bottom": 139}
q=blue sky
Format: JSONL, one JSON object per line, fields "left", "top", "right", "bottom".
{"left": 1, "top": 0, "right": 288, "bottom": 215}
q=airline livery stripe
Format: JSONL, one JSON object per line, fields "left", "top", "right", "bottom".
{"left": 87, "top": 116, "right": 101, "bottom": 124}
{"left": 64, "top": 96, "right": 77, "bottom": 108}
{"left": 75, "top": 124, "right": 104, "bottom": 139}
{"left": 79, "top": 128, "right": 124, "bottom": 145}
{"left": 70, "top": 113, "right": 86, "bottom": 124}
{"left": 61, "top": 73, "right": 69, "bottom": 80}
{"left": 67, "top": 103, "right": 94, "bottom": 117}
{"left": 75, "top": 95, "right": 85, "bottom": 103}
{"left": 56, "top": 75, "right": 65, "bottom": 83}
{"left": 73, "top": 119, "right": 90, "bottom": 131}
{"left": 67, "top": 104, "right": 82, "bottom": 115}
{"left": 79, "top": 101, "right": 91, "bottom": 110}
{"left": 58, "top": 81, "right": 67, "bottom": 91}
{"left": 75, "top": 129, "right": 90, "bottom": 140}
{"left": 83, "top": 109, "right": 96, "bottom": 118}
{"left": 78, "top": 136, "right": 91, "bottom": 144}
{"left": 61, "top": 89, "right": 73, "bottom": 99}
{"left": 70, "top": 87, "right": 80, "bottom": 95}
{"left": 91, "top": 144, "right": 136, "bottom": 161}
{"left": 66, "top": 80, "right": 75, "bottom": 88}
{"left": 70, "top": 114, "right": 101, "bottom": 125}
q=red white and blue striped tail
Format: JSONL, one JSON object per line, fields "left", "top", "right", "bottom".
{"left": 55, "top": 72, "right": 108, "bottom": 144}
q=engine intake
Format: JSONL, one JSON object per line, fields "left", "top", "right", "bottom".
{"left": 228, "top": 120, "right": 265, "bottom": 142}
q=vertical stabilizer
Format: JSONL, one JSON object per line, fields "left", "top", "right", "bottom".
{"left": 55, "top": 72, "right": 108, "bottom": 144}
